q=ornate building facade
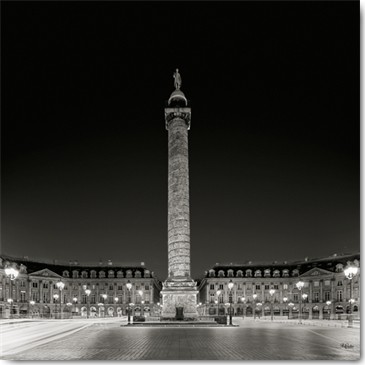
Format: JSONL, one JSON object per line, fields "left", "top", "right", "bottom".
{"left": 0, "top": 255, "right": 162, "bottom": 318}
{"left": 198, "top": 253, "right": 360, "bottom": 320}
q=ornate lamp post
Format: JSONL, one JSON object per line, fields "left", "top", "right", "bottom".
{"left": 85, "top": 289, "right": 91, "bottom": 319}
{"left": 228, "top": 280, "right": 234, "bottom": 325}
{"left": 288, "top": 302, "right": 294, "bottom": 319}
{"left": 302, "top": 293, "right": 308, "bottom": 320}
{"left": 5, "top": 265, "right": 19, "bottom": 319}
{"left": 66, "top": 302, "right": 72, "bottom": 318}
{"left": 253, "top": 294, "right": 257, "bottom": 319}
{"left": 296, "top": 281, "right": 304, "bottom": 324}
{"left": 114, "top": 297, "right": 119, "bottom": 317}
{"left": 53, "top": 293, "right": 59, "bottom": 318}
{"left": 56, "top": 281, "right": 65, "bottom": 319}
{"left": 241, "top": 297, "right": 246, "bottom": 319}
{"left": 126, "top": 281, "right": 132, "bottom": 324}
{"left": 344, "top": 265, "right": 358, "bottom": 328}
{"left": 216, "top": 290, "right": 221, "bottom": 316}
{"left": 72, "top": 297, "right": 78, "bottom": 317}
{"left": 257, "top": 302, "right": 262, "bottom": 318}
{"left": 101, "top": 294, "right": 107, "bottom": 317}
{"left": 29, "top": 300, "right": 35, "bottom": 318}
{"left": 138, "top": 290, "right": 144, "bottom": 316}
{"left": 283, "top": 297, "right": 288, "bottom": 318}
{"left": 269, "top": 289, "right": 275, "bottom": 321}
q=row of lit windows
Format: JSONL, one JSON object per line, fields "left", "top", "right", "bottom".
{"left": 62, "top": 269, "right": 150, "bottom": 279}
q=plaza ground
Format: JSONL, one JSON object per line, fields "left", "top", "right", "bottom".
{"left": 0, "top": 317, "right": 360, "bottom": 360}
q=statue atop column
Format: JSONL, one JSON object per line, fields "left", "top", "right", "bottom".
{"left": 173, "top": 68, "right": 182, "bottom": 90}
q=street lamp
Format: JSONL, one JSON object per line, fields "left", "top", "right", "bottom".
{"left": 241, "top": 297, "right": 246, "bottom": 319}
{"left": 228, "top": 280, "right": 234, "bottom": 325}
{"left": 126, "top": 281, "right": 132, "bottom": 324}
{"left": 56, "top": 281, "right": 65, "bottom": 319}
{"left": 101, "top": 294, "right": 107, "bottom": 317}
{"left": 257, "top": 302, "right": 262, "bottom": 318}
{"left": 85, "top": 289, "right": 91, "bottom": 319}
{"left": 29, "top": 300, "right": 35, "bottom": 318}
{"left": 138, "top": 290, "right": 144, "bottom": 316}
{"left": 269, "top": 289, "right": 275, "bottom": 321}
{"left": 5, "top": 265, "right": 19, "bottom": 319}
{"left": 344, "top": 265, "right": 358, "bottom": 328}
{"left": 253, "top": 294, "right": 257, "bottom": 319}
{"left": 216, "top": 290, "right": 221, "bottom": 316}
{"left": 53, "top": 294, "right": 59, "bottom": 318}
{"left": 296, "top": 281, "right": 305, "bottom": 324}
{"left": 72, "top": 297, "right": 78, "bottom": 317}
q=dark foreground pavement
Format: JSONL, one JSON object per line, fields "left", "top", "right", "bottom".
{"left": 2, "top": 320, "right": 360, "bottom": 360}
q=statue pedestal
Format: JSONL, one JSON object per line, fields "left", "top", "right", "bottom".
{"left": 161, "top": 277, "right": 199, "bottom": 320}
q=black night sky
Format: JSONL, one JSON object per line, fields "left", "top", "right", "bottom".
{"left": 2, "top": 1, "right": 359, "bottom": 279}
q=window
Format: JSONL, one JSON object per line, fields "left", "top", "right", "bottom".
{"left": 20, "top": 292, "right": 26, "bottom": 302}
{"left": 337, "top": 280, "right": 343, "bottom": 287}
{"left": 108, "top": 270, "right": 115, "bottom": 278}
{"left": 63, "top": 271, "right": 69, "bottom": 277}
{"left": 82, "top": 294, "right": 87, "bottom": 304}
{"left": 109, "top": 285, "right": 114, "bottom": 291}
{"left": 255, "top": 284, "right": 260, "bottom": 290}
{"left": 117, "top": 271, "right": 123, "bottom": 278}
{"left": 237, "top": 270, "right": 243, "bottom": 277}
{"left": 210, "top": 294, "right": 215, "bottom": 303}
{"left": 43, "top": 283, "right": 48, "bottom": 289}
{"left": 90, "top": 271, "right": 97, "bottom": 278}
{"left": 145, "top": 285, "right": 149, "bottom": 291}
{"left": 324, "top": 291, "right": 330, "bottom": 301}
{"left": 283, "top": 284, "right": 288, "bottom": 290}
{"left": 264, "top": 269, "right": 270, "bottom": 277}
{"left": 210, "top": 284, "right": 215, "bottom": 290}
{"left": 246, "top": 270, "right": 252, "bottom": 277}
{"left": 218, "top": 270, "right": 225, "bottom": 277}
{"left": 274, "top": 284, "right": 279, "bottom": 290}
{"left": 135, "top": 271, "right": 142, "bottom": 278}
{"left": 264, "top": 285, "right": 270, "bottom": 290}
{"left": 273, "top": 270, "right": 280, "bottom": 277}
{"left": 219, "top": 296, "right": 224, "bottom": 303}
{"left": 337, "top": 290, "right": 343, "bottom": 302}
{"left": 144, "top": 270, "right": 151, "bottom": 278}
{"left": 32, "top": 282, "right": 38, "bottom": 288}
{"left": 314, "top": 281, "right": 319, "bottom": 287}
{"left": 72, "top": 271, "right": 79, "bottom": 278}
{"left": 324, "top": 280, "right": 330, "bottom": 286}
{"left": 293, "top": 294, "right": 298, "bottom": 302}
{"left": 117, "top": 285, "right": 123, "bottom": 291}
{"left": 254, "top": 270, "right": 262, "bottom": 277}
{"left": 282, "top": 269, "right": 289, "bottom": 277}
{"left": 126, "top": 270, "right": 132, "bottom": 278}
{"left": 20, "top": 280, "right": 25, "bottom": 287}
{"left": 219, "top": 284, "right": 224, "bottom": 290}
{"left": 313, "top": 292, "right": 319, "bottom": 302}
{"left": 227, "top": 270, "right": 234, "bottom": 277}
{"left": 292, "top": 269, "right": 299, "bottom": 276}
{"left": 81, "top": 271, "right": 88, "bottom": 278}
{"left": 209, "top": 270, "right": 215, "bottom": 277}
{"left": 99, "top": 271, "right": 106, "bottom": 278}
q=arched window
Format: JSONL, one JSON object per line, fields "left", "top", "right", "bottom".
{"left": 292, "top": 269, "right": 299, "bottom": 277}
{"left": 90, "top": 270, "right": 97, "bottom": 278}
{"left": 63, "top": 270, "right": 69, "bottom": 278}
{"left": 246, "top": 269, "right": 252, "bottom": 277}
{"left": 209, "top": 270, "right": 215, "bottom": 277}
{"left": 81, "top": 271, "right": 88, "bottom": 278}
{"left": 254, "top": 270, "right": 262, "bottom": 277}
{"left": 72, "top": 270, "right": 79, "bottom": 278}
{"left": 126, "top": 270, "right": 132, "bottom": 278}
{"left": 144, "top": 270, "right": 151, "bottom": 278}
{"left": 99, "top": 271, "right": 106, "bottom": 278}
{"left": 117, "top": 270, "right": 123, "bottom": 278}
{"left": 335, "top": 263, "right": 344, "bottom": 272}
{"left": 282, "top": 269, "right": 289, "bottom": 277}
{"left": 236, "top": 270, "right": 243, "bottom": 277}
{"left": 227, "top": 270, "right": 234, "bottom": 277}
{"left": 218, "top": 270, "right": 225, "bottom": 277}
{"left": 273, "top": 270, "right": 280, "bottom": 277}
{"left": 108, "top": 270, "right": 115, "bottom": 278}
{"left": 264, "top": 269, "right": 271, "bottom": 277}
{"left": 135, "top": 270, "right": 141, "bottom": 278}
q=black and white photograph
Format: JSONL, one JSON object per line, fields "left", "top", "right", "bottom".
{"left": 1, "top": 0, "right": 360, "bottom": 361}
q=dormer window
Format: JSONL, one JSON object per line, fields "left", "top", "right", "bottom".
{"left": 264, "top": 269, "right": 271, "bottom": 277}
{"left": 117, "top": 270, "right": 124, "bottom": 278}
{"left": 335, "top": 264, "right": 344, "bottom": 273}
{"left": 90, "top": 270, "right": 97, "bottom": 278}
{"left": 144, "top": 270, "right": 151, "bottom": 278}
{"left": 209, "top": 270, "right": 215, "bottom": 277}
{"left": 254, "top": 270, "right": 262, "bottom": 277}
{"left": 246, "top": 269, "right": 252, "bottom": 277}
{"left": 273, "top": 270, "right": 280, "bottom": 277}
{"left": 126, "top": 270, "right": 132, "bottom": 278}
{"left": 227, "top": 270, "right": 234, "bottom": 277}
{"left": 135, "top": 270, "right": 141, "bottom": 278}
{"left": 62, "top": 270, "right": 69, "bottom": 278}
{"left": 108, "top": 270, "right": 115, "bottom": 278}
{"left": 282, "top": 269, "right": 289, "bottom": 277}
{"left": 72, "top": 270, "right": 79, "bottom": 278}
{"left": 218, "top": 270, "right": 225, "bottom": 277}
{"left": 236, "top": 270, "right": 243, "bottom": 277}
{"left": 292, "top": 269, "right": 299, "bottom": 277}
{"left": 99, "top": 271, "right": 106, "bottom": 278}
{"left": 81, "top": 271, "right": 88, "bottom": 278}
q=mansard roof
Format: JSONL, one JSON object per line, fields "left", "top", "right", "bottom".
{"left": 0, "top": 254, "right": 155, "bottom": 278}
{"left": 205, "top": 252, "right": 360, "bottom": 278}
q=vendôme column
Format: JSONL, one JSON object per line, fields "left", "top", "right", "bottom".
{"left": 161, "top": 69, "right": 198, "bottom": 320}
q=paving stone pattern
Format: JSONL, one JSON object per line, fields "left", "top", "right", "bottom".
{"left": 4, "top": 321, "right": 360, "bottom": 360}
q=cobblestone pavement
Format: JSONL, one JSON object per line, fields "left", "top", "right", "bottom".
{"left": 2, "top": 320, "right": 360, "bottom": 360}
